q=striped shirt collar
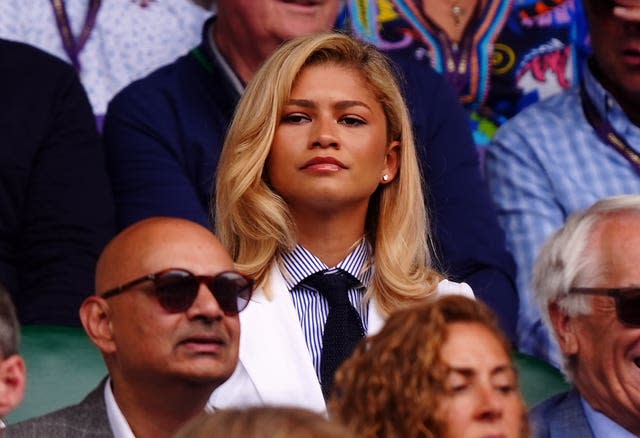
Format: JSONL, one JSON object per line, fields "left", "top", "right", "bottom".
{"left": 279, "top": 238, "right": 373, "bottom": 291}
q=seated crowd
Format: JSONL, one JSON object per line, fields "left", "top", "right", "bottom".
{"left": 1, "top": 0, "right": 640, "bottom": 436}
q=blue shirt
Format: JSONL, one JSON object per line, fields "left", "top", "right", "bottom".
{"left": 581, "top": 396, "right": 637, "bottom": 438}
{"left": 486, "top": 60, "right": 640, "bottom": 367}
{"left": 279, "top": 239, "right": 372, "bottom": 382}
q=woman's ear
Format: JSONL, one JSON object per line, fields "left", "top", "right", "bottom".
{"left": 80, "top": 296, "right": 117, "bottom": 355}
{"left": 381, "top": 140, "right": 400, "bottom": 184}
{"left": 0, "top": 354, "right": 26, "bottom": 417}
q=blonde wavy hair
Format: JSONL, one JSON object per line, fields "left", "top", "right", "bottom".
{"left": 214, "top": 32, "right": 441, "bottom": 315}
{"left": 329, "top": 296, "right": 528, "bottom": 438}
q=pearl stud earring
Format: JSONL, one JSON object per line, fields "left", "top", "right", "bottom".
{"left": 382, "top": 174, "right": 389, "bottom": 182}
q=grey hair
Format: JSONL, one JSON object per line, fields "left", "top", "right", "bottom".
{"left": 0, "top": 283, "right": 20, "bottom": 358}
{"left": 533, "top": 194, "right": 640, "bottom": 375}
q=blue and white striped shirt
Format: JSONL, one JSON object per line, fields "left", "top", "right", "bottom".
{"left": 279, "top": 239, "right": 373, "bottom": 383}
{"left": 486, "top": 62, "right": 640, "bottom": 368}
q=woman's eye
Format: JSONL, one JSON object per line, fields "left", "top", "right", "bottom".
{"left": 282, "top": 113, "right": 310, "bottom": 124}
{"left": 496, "top": 384, "right": 515, "bottom": 395}
{"left": 340, "top": 116, "right": 366, "bottom": 126}
{"left": 447, "top": 384, "right": 468, "bottom": 394}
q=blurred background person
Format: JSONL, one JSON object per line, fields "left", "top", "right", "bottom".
{"left": 0, "top": 285, "right": 26, "bottom": 430}
{"left": 330, "top": 295, "right": 528, "bottom": 438}
{"left": 0, "top": 0, "right": 214, "bottom": 126}
{"left": 210, "top": 32, "right": 473, "bottom": 413}
{"left": 344, "top": 0, "right": 591, "bottom": 148}
{"left": 174, "top": 406, "right": 355, "bottom": 438}
{"left": 0, "top": 38, "right": 114, "bottom": 326}
{"left": 486, "top": 0, "right": 640, "bottom": 367}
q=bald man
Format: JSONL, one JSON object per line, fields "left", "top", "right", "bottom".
{"left": 6, "top": 218, "right": 253, "bottom": 438}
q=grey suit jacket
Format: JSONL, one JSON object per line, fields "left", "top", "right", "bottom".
{"left": 5, "top": 379, "right": 112, "bottom": 438}
{"left": 530, "top": 389, "right": 595, "bottom": 438}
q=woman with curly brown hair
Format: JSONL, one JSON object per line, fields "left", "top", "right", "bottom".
{"left": 330, "top": 295, "right": 529, "bottom": 438}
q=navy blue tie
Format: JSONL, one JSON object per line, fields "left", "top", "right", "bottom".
{"left": 302, "top": 270, "right": 364, "bottom": 399}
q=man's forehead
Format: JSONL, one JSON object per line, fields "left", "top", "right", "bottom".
{"left": 96, "top": 218, "right": 230, "bottom": 290}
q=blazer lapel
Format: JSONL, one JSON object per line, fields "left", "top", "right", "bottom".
{"left": 367, "top": 297, "right": 386, "bottom": 336}
{"left": 235, "top": 265, "right": 326, "bottom": 411}
{"left": 548, "top": 390, "right": 595, "bottom": 438}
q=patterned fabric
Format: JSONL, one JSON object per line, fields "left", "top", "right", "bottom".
{"left": 345, "top": 0, "right": 590, "bottom": 146}
{"left": 0, "top": 0, "right": 211, "bottom": 117}
{"left": 280, "top": 240, "right": 372, "bottom": 381}
{"left": 485, "top": 61, "right": 640, "bottom": 367}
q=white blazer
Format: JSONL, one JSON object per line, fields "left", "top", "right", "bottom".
{"left": 209, "top": 265, "right": 473, "bottom": 413}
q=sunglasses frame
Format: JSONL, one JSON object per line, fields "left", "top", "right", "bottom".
{"left": 100, "top": 268, "right": 254, "bottom": 315}
{"left": 570, "top": 287, "right": 640, "bottom": 326}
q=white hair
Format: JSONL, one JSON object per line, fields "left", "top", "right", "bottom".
{"left": 533, "top": 194, "right": 640, "bottom": 375}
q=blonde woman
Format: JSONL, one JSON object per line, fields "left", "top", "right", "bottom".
{"left": 211, "top": 32, "right": 473, "bottom": 413}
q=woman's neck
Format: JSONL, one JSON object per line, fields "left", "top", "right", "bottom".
{"left": 421, "top": 0, "right": 480, "bottom": 43}
{"left": 293, "top": 207, "right": 367, "bottom": 268}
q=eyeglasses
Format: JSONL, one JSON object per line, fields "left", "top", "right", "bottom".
{"left": 100, "top": 268, "right": 254, "bottom": 315}
{"left": 570, "top": 287, "right": 640, "bottom": 326}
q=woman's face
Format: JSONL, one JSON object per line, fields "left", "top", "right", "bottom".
{"left": 268, "top": 62, "right": 398, "bottom": 217}
{"left": 436, "top": 322, "right": 525, "bottom": 438}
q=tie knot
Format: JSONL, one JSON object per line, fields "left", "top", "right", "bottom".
{"left": 301, "top": 270, "right": 359, "bottom": 307}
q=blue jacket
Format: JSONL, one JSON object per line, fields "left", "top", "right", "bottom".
{"left": 103, "top": 19, "right": 518, "bottom": 339}
{"left": 530, "top": 390, "right": 595, "bottom": 438}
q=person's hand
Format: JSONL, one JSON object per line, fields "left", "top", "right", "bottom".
{"left": 613, "top": 0, "right": 640, "bottom": 21}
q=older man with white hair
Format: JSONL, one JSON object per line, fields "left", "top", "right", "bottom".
{"left": 530, "top": 195, "right": 640, "bottom": 437}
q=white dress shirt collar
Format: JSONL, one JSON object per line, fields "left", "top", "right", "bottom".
{"left": 104, "top": 377, "right": 136, "bottom": 438}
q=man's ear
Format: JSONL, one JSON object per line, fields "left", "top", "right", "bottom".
{"left": 0, "top": 354, "right": 26, "bottom": 418}
{"left": 381, "top": 140, "right": 400, "bottom": 184}
{"left": 549, "top": 301, "right": 579, "bottom": 355}
{"left": 80, "top": 296, "right": 116, "bottom": 355}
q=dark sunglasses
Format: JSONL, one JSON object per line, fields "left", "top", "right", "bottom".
{"left": 100, "top": 268, "right": 254, "bottom": 315}
{"left": 570, "top": 287, "right": 640, "bottom": 326}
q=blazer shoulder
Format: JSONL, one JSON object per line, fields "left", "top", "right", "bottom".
{"left": 6, "top": 380, "right": 112, "bottom": 438}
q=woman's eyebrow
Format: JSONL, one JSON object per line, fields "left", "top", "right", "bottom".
{"left": 285, "top": 99, "right": 372, "bottom": 111}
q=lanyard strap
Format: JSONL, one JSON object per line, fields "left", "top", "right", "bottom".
{"left": 50, "top": 0, "right": 101, "bottom": 72}
{"left": 580, "top": 82, "right": 640, "bottom": 172}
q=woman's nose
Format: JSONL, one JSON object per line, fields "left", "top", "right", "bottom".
{"left": 311, "top": 117, "right": 339, "bottom": 149}
{"left": 475, "top": 386, "right": 504, "bottom": 421}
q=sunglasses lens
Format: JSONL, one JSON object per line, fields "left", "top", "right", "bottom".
{"left": 154, "top": 271, "right": 199, "bottom": 313}
{"left": 618, "top": 291, "right": 640, "bottom": 326}
{"left": 210, "top": 271, "right": 254, "bottom": 315}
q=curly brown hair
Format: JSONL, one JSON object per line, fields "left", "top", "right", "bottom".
{"left": 328, "top": 296, "right": 523, "bottom": 438}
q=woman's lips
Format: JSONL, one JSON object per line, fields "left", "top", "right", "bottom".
{"left": 301, "top": 156, "right": 347, "bottom": 172}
